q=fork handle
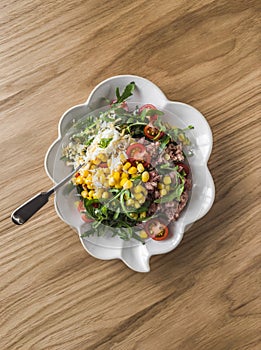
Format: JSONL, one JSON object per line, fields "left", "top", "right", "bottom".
{"left": 11, "top": 192, "right": 50, "bottom": 225}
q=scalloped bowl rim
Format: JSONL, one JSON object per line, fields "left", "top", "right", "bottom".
{"left": 44, "top": 75, "right": 215, "bottom": 272}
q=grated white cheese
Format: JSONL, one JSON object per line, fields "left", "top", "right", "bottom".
{"left": 66, "top": 121, "right": 134, "bottom": 175}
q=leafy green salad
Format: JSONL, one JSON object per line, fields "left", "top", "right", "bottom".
{"left": 62, "top": 82, "right": 194, "bottom": 243}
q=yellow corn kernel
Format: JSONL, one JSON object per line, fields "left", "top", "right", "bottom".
{"left": 97, "top": 153, "right": 107, "bottom": 162}
{"left": 126, "top": 198, "right": 135, "bottom": 206}
{"left": 139, "top": 212, "right": 147, "bottom": 219}
{"left": 84, "top": 176, "right": 92, "bottom": 185}
{"left": 116, "top": 164, "right": 122, "bottom": 172}
{"left": 115, "top": 183, "right": 122, "bottom": 189}
{"left": 90, "top": 164, "right": 96, "bottom": 170}
{"left": 120, "top": 153, "right": 126, "bottom": 162}
{"left": 134, "top": 184, "right": 143, "bottom": 193}
{"left": 139, "top": 230, "right": 148, "bottom": 239}
{"left": 88, "top": 190, "right": 94, "bottom": 198}
{"left": 99, "top": 174, "right": 106, "bottom": 183}
{"left": 164, "top": 153, "right": 170, "bottom": 160}
{"left": 137, "top": 163, "right": 144, "bottom": 173}
{"left": 121, "top": 172, "right": 129, "bottom": 179}
{"left": 128, "top": 166, "right": 137, "bottom": 175}
{"left": 160, "top": 189, "right": 167, "bottom": 196}
{"left": 178, "top": 133, "right": 186, "bottom": 142}
{"left": 96, "top": 169, "right": 103, "bottom": 176}
{"left": 138, "top": 197, "right": 146, "bottom": 204}
{"left": 123, "top": 180, "right": 133, "bottom": 189}
{"left": 103, "top": 180, "right": 109, "bottom": 188}
{"left": 141, "top": 187, "right": 148, "bottom": 195}
{"left": 75, "top": 176, "right": 84, "bottom": 185}
{"left": 165, "top": 185, "right": 170, "bottom": 191}
{"left": 141, "top": 171, "right": 150, "bottom": 182}
{"left": 109, "top": 176, "right": 116, "bottom": 186}
{"left": 129, "top": 213, "right": 138, "bottom": 220}
{"left": 134, "top": 201, "right": 141, "bottom": 209}
{"left": 81, "top": 190, "right": 88, "bottom": 198}
{"left": 82, "top": 169, "right": 89, "bottom": 177}
{"left": 102, "top": 191, "right": 109, "bottom": 199}
{"left": 92, "top": 158, "right": 101, "bottom": 165}
{"left": 120, "top": 177, "right": 128, "bottom": 187}
{"left": 163, "top": 176, "right": 171, "bottom": 185}
{"left": 113, "top": 171, "right": 121, "bottom": 181}
{"left": 157, "top": 183, "right": 165, "bottom": 190}
{"left": 95, "top": 189, "right": 103, "bottom": 199}
{"left": 123, "top": 162, "right": 131, "bottom": 171}
{"left": 134, "top": 192, "right": 144, "bottom": 200}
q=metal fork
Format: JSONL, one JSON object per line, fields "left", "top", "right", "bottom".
{"left": 11, "top": 164, "right": 83, "bottom": 225}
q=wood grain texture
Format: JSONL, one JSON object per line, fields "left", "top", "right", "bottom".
{"left": 0, "top": 0, "right": 260, "bottom": 349}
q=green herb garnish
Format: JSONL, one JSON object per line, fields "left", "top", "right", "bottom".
{"left": 98, "top": 138, "right": 113, "bottom": 148}
{"left": 114, "top": 82, "right": 135, "bottom": 104}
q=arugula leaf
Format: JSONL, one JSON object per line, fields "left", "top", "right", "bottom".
{"left": 114, "top": 82, "right": 135, "bottom": 104}
{"left": 155, "top": 176, "right": 185, "bottom": 203}
{"left": 126, "top": 122, "right": 147, "bottom": 133}
{"left": 159, "top": 135, "right": 171, "bottom": 151}
{"left": 84, "top": 137, "right": 94, "bottom": 146}
{"left": 81, "top": 228, "right": 96, "bottom": 238}
{"left": 139, "top": 109, "right": 147, "bottom": 121}
{"left": 146, "top": 109, "right": 164, "bottom": 116}
{"left": 98, "top": 138, "right": 113, "bottom": 148}
{"left": 60, "top": 155, "right": 69, "bottom": 161}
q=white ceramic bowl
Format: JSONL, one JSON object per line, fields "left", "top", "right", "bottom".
{"left": 45, "top": 75, "right": 215, "bottom": 272}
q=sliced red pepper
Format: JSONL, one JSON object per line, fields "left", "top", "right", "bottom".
{"left": 144, "top": 219, "right": 169, "bottom": 241}
{"left": 126, "top": 143, "right": 151, "bottom": 164}
{"left": 139, "top": 104, "right": 158, "bottom": 122}
{"left": 144, "top": 125, "right": 164, "bottom": 141}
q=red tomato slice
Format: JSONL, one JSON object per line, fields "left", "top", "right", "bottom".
{"left": 144, "top": 219, "right": 169, "bottom": 241}
{"left": 139, "top": 104, "right": 158, "bottom": 122}
{"left": 126, "top": 143, "right": 151, "bottom": 164}
{"left": 144, "top": 125, "right": 164, "bottom": 141}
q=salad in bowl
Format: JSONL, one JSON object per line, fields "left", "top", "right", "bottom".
{"left": 45, "top": 75, "right": 214, "bottom": 272}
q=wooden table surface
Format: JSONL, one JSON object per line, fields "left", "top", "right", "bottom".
{"left": 1, "top": 1, "right": 260, "bottom": 349}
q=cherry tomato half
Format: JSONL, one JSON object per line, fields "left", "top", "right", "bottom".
{"left": 144, "top": 125, "right": 164, "bottom": 141}
{"left": 139, "top": 104, "right": 158, "bottom": 122}
{"left": 144, "top": 219, "right": 169, "bottom": 241}
{"left": 126, "top": 143, "right": 151, "bottom": 164}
